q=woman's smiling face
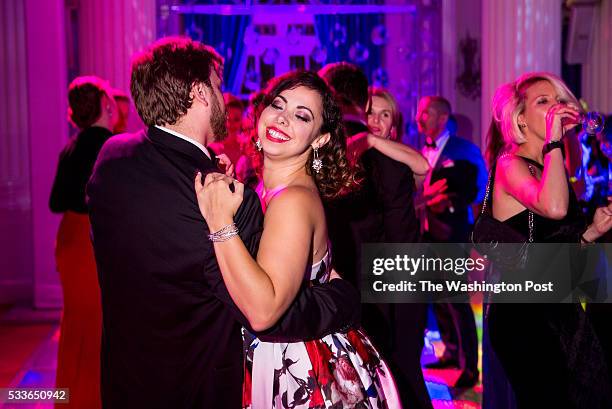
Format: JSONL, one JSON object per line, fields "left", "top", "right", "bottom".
{"left": 258, "top": 86, "right": 325, "bottom": 159}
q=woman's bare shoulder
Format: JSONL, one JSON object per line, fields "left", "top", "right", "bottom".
{"left": 265, "top": 185, "right": 322, "bottom": 219}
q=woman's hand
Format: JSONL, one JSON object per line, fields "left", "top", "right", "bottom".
{"left": 194, "top": 172, "right": 244, "bottom": 232}
{"left": 346, "top": 131, "right": 373, "bottom": 163}
{"left": 545, "top": 103, "right": 580, "bottom": 143}
{"left": 215, "top": 153, "right": 235, "bottom": 178}
{"left": 583, "top": 197, "right": 612, "bottom": 242}
{"left": 365, "top": 132, "right": 380, "bottom": 145}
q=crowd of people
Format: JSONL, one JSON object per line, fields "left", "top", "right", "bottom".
{"left": 49, "top": 36, "right": 612, "bottom": 408}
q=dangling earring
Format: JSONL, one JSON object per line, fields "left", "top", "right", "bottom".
{"left": 312, "top": 147, "right": 322, "bottom": 174}
{"left": 255, "top": 138, "right": 262, "bottom": 151}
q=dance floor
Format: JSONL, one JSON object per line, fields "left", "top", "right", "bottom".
{"left": 0, "top": 304, "right": 482, "bottom": 408}
{"left": 422, "top": 303, "right": 483, "bottom": 408}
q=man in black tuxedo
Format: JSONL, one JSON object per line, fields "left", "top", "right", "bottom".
{"left": 319, "top": 63, "right": 433, "bottom": 409}
{"left": 416, "top": 96, "right": 487, "bottom": 389}
{"left": 87, "top": 37, "right": 360, "bottom": 409}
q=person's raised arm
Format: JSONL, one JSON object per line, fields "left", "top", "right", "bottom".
{"left": 368, "top": 134, "right": 430, "bottom": 175}
{"left": 498, "top": 104, "right": 577, "bottom": 219}
{"left": 347, "top": 131, "right": 430, "bottom": 175}
{"left": 498, "top": 151, "right": 568, "bottom": 219}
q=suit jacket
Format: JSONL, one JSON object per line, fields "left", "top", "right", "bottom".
{"left": 325, "top": 133, "right": 431, "bottom": 408}
{"left": 326, "top": 120, "right": 421, "bottom": 350}
{"left": 426, "top": 136, "right": 487, "bottom": 242}
{"left": 87, "top": 126, "right": 360, "bottom": 409}
{"left": 339, "top": 147, "right": 421, "bottom": 344}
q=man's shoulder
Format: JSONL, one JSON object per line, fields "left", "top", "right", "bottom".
{"left": 444, "top": 136, "right": 484, "bottom": 161}
{"left": 97, "top": 130, "right": 149, "bottom": 162}
{"left": 104, "top": 129, "right": 147, "bottom": 149}
{"left": 446, "top": 135, "right": 479, "bottom": 150}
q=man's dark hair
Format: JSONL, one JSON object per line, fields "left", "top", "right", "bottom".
{"left": 426, "top": 96, "right": 452, "bottom": 116}
{"left": 68, "top": 76, "right": 109, "bottom": 129}
{"left": 318, "top": 62, "right": 369, "bottom": 111}
{"left": 130, "top": 36, "right": 223, "bottom": 127}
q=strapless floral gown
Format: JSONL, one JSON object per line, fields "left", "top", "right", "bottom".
{"left": 242, "top": 250, "right": 402, "bottom": 409}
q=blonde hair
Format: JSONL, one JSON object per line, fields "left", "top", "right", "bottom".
{"left": 367, "top": 87, "right": 403, "bottom": 140}
{"left": 491, "top": 72, "right": 580, "bottom": 148}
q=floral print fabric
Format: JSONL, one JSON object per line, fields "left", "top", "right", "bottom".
{"left": 242, "top": 252, "right": 402, "bottom": 409}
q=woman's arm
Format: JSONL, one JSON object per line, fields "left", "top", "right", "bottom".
{"left": 498, "top": 104, "right": 580, "bottom": 220}
{"left": 195, "top": 173, "right": 316, "bottom": 331}
{"left": 347, "top": 132, "right": 430, "bottom": 175}
{"left": 498, "top": 151, "right": 569, "bottom": 219}
{"left": 581, "top": 198, "right": 612, "bottom": 242}
{"left": 368, "top": 135, "right": 430, "bottom": 175}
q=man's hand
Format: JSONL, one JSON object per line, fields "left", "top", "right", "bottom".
{"left": 424, "top": 178, "right": 448, "bottom": 198}
{"left": 427, "top": 193, "right": 452, "bottom": 214}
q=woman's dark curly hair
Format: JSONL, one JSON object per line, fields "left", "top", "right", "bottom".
{"left": 261, "top": 71, "right": 360, "bottom": 200}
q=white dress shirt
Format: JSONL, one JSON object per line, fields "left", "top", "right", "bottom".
{"left": 155, "top": 125, "right": 211, "bottom": 159}
{"left": 420, "top": 130, "right": 452, "bottom": 232}
{"left": 422, "top": 129, "right": 450, "bottom": 170}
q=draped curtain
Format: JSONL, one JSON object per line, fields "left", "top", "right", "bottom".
{"left": 184, "top": 12, "right": 251, "bottom": 95}
{"left": 313, "top": 0, "right": 383, "bottom": 84}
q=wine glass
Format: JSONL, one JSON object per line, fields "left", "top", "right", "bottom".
{"left": 581, "top": 111, "right": 605, "bottom": 135}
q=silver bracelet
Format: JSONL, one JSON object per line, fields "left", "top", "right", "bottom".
{"left": 208, "top": 223, "right": 239, "bottom": 242}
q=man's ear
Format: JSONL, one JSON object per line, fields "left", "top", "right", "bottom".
{"left": 312, "top": 132, "right": 331, "bottom": 150}
{"left": 192, "top": 82, "right": 210, "bottom": 107}
{"left": 440, "top": 113, "right": 449, "bottom": 127}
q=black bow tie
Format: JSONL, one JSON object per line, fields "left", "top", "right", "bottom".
{"left": 425, "top": 138, "right": 437, "bottom": 149}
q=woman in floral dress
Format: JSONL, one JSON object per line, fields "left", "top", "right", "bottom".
{"left": 195, "top": 71, "right": 402, "bottom": 409}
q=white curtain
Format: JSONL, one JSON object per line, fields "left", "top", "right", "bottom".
{"left": 582, "top": 0, "right": 612, "bottom": 113}
{"left": 481, "top": 0, "right": 562, "bottom": 141}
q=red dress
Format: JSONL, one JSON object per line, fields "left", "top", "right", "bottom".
{"left": 54, "top": 211, "right": 101, "bottom": 409}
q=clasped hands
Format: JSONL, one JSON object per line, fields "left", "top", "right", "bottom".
{"left": 194, "top": 171, "right": 244, "bottom": 233}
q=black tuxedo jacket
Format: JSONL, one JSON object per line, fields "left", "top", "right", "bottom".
{"left": 426, "top": 136, "right": 487, "bottom": 242}
{"left": 327, "top": 121, "right": 420, "bottom": 285}
{"left": 327, "top": 117, "right": 433, "bottom": 407}
{"left": 87, "top": 126, "right": 360, "bottom": 409}
{"left": 327, "top": 146, "right": 421, "bottom": 344}
{"left": 325, "top": 142, "right": 431, "bottom": 408}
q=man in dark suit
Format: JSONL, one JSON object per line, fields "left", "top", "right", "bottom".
{"left": 416, "top": 96, "right": 487, "bottom": 389}
{"left": 87, "top": 37, "right": 360, "bottom": 409}
{"left": 319, "top": 63, "right": 433, "bottom": 409}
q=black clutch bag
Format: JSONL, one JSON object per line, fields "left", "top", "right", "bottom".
{"left": 471, "top": 159, "right": 535, "bottom": 271}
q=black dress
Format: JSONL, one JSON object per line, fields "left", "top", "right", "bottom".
{"left": 486, "top": 158, "right": 612, "bottom": 409}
